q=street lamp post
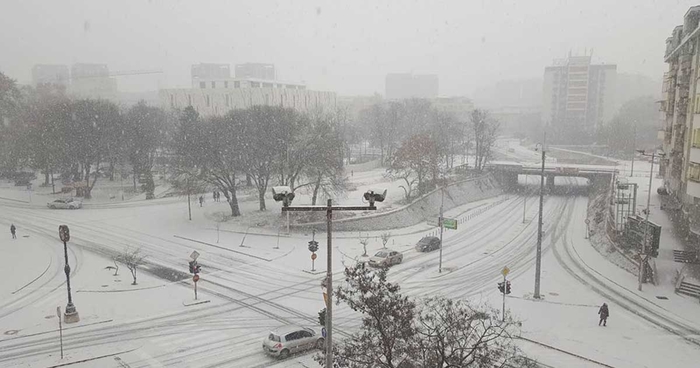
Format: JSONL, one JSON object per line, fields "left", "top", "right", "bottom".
{"left": 58, "top": 225, "right": 79, "bottom": 323}
{"left": 636, "top": 150, "right": 663, "bottom": 291}
{"left": 277, "top": 189, "right": 385, "bottom": 368}
{"left": 534, "top": 140, "right": 546, "bottom": 299}
{"left": 438, "top": 178, "right": 445, "bottom": 273}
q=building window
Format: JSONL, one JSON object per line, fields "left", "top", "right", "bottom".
{"left": 695, "top": 95, "right": 700, "bottom": 114}
{"left": 205, "top": 95, "right": 211, "bottom": 107}
{"left": 211, "top": 81, "right": 216, "bottom": 88}
{"left": 689, "top": 163, "right": 700, "bottom": 182}
{"left": 224, "top": 81, "right": 229, "bottom": 88}
{"left": 251, "top": 82, "right": 260, "bottom": 88}
{"left": 200, "top": 82, "right": 206, "bottom": 89}
{"left": 234, "top": 81, "right": 240, "bottom": 88}
{"left": 693, "top": 128, "right": 700, "bottom": 148}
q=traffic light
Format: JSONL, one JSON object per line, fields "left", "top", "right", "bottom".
{"left": 497, "top": 282, "right": 505, "bottom": 294}
{"left": 189, "top": 260, "right": 197, "bottom": 274}
{"left": 506, "top": 281, "right": 511, "bottom": 295}
{"left": 194, "top": 264, "right": 201, "bottom": 274}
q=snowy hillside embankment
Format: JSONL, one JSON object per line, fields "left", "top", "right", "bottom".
{"left": 293, "top": 174, "right": 502, "bottom": 232}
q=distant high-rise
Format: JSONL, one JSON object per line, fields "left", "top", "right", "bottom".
{"left": 235, "top": 63, "right": 275, "bottom": 80}
{"left": 191, "top": 63, "right": 230, "bottom": 80}
{"left": 385, "top": 73, "right": 439, "bottom": 100}
{"left": 31, "top": 64, "right": 69, "bottom": 87}
{"left": 542, "top": 55, "right": 616, "bottom": 141}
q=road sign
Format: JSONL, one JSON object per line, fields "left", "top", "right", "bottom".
{"left": 56, "top": 306, "right": 61, "bottom": 318}
{"left": 193, "top": 274, "right": 200, "bottom": 282}
{"left": 501, "top": 266, "right": 510, "bottom": 276}
{"left": 311, "top": 253, "right": 317, "bottom": 261}
{"left": 58, "top": 225, "right": 70, "bottom": 242}
{"left": 443, "top": 218, "right": 457, "bottom": 230}
{"left": 585, "top": 219, "right": 590, "bottom": 225}
{"left": 190, "top": 251, "right": 200, "bottom": 260}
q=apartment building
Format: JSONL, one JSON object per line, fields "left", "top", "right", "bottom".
{"left": 542, "top": 55, "right": 616, "bottom": 141}
{"left": 660, "top": 6, "right": 700, "bottom": 239}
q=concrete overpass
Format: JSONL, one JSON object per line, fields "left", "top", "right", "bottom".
{"left": 487, "top": 163, "right": 617, "bottom": 189}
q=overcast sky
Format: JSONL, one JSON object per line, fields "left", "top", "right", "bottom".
{"left": 0, "top": 0, "right": 695, "bottom": 96}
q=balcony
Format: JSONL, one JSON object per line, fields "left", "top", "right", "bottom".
{"left": 692, "top": 147, "right": 700, "bottom": 163}
{"left": 687, "top": 180, "right": 700, "bottom": 198}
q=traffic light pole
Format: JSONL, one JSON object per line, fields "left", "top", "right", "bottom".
{"left": 282, "top": 200, "right": 377, "bottom": 368}
{"left": 638, "top": 152, "right": 656, "bottom": 291}
{"left": 438, "top": 186, "right": 444, "bottom": 273}
{"left": 502, "top": 273, "right": 506, "bottom": 322}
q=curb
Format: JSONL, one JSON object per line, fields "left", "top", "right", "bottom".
{"left": 517, "top": 336, "right": 616, "bottom": 368}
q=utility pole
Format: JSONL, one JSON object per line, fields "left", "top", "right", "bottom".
{"left": 534, "top": 136, "right": 546, "bottom": 299}
{"left": 522, "top": 189, "right": 527, "bottom": 224}
{"left": 637, "top": 150, "right": 661, "bottom": 291}
{"left": 280, "top": 194, "right": 383, "bottom": 368}
{"left": 439, "top": 180, "right": 445, "bottom": 273}
{"left": 631, "top": 123, "right": 637, "bottom": 177}
{"left": 187, "top": 178, "right": 192, "bottom": 221}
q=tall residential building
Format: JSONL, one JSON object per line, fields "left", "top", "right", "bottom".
{"left": 235, "top": 63, "right": 275, "bottom": 80}
{"left": 31, "top": 64, "right": 69, "bottom": 87}
{"left": 660, "top": 6, "right": 700, "bottom": 240}
{"left": 385, "top": 73, "right": 439, "bottom": 100}
{"left": 542, "top": 55, "right": 616, "bottom": 141}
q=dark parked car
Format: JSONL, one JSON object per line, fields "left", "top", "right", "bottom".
{"left": 415, "top": 236, "right": 441, "bottom": 252}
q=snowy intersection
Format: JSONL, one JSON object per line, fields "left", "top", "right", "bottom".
{"left": 2, "top": 158, "right": 700, "bottom": 367}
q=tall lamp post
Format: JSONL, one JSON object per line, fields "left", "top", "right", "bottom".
{"left": 58, "top": 225, "right": 79, "bottom": 323}
{"left": 636, "top": 150, "right": 664, "bottom": 291}
{"left": 274, "top": 186, "right": 386, "bottom": 368}
{"left": 533, "top": 140, "right": 546, "bottom": 299}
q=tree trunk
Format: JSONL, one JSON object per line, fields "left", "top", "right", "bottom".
{"left": 311, "top": 172, "right": 323, "bottom": 205}
{"left": 223, "top": 187, "right": 241, "bottom": 216}
{"left": 109, "top": 160, "right": 115, "bottom": 181}
{"left": 258, "top": 187, "right": 266, "bottom": 211}
{"left": 84, "top": 164, "right": 92, "bottom": 199}
{"left": 44, "top": 165, "right": 50, "bottom": 185}
{"left": 144, "top": 170, "right": 155, "bottom": 199}
{"left": 133, "top": 166, "right": 138, "bottom": 191}
{"left": 131, "top": 268, "right": 137, "bottom": 285}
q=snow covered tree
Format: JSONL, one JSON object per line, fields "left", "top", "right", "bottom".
{"left": 319, "top": 264, "right": 416, "bottom": 368}
{"left": 471, "top": 109, "right": 499, "bottom": 172}
{"left": 125, "top": 102, "right": 168, "bottom": 199}
{"left": 116, "top": 247, "right": 147, "bottom": 285}
{"left": 414, "top": 298, "right": 531, "bottom": 367}
{"left": 387, "top": 133, "right": 440, "bottom": 201}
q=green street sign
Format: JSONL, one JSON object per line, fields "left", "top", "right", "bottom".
{"left": 442, "top": 218, "right": 457, "bottom": 230}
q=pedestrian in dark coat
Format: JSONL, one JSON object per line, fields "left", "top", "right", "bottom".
{"left": 10, "top": 224, "right": 16, "bottom": 239}
{"left": 199, "top": 195, "right": 204, "bottom": 207}
{"left": 598, "top": 303, "right": 609, "bottom": 326}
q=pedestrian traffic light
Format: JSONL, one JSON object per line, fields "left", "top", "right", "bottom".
{"left": 506, "top": 281, "right": 511, "bottom": 295}
{"left": 497, "top": 282, "right": 505, "bottom": 294}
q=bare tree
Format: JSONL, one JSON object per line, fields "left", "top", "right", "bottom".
{"left": 359, "top": 233, "right": 370, "bottom": 256}
{"left": 381, "top": 232, "right": 391, "bottom": 248}
{"left": 116, "top": 248, "right": 147, "bottom": 285}
{"left": 471, "top": 109, "right": 499, "bottom": 172}
{"left": 386, "top": 133, "right": 440, "bottom": 201}
{"left": 414, "top": 297, "right": 531, "bottom": 367}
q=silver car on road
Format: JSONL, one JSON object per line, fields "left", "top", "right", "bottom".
{"left": 369, "top": 249, "right": 403, "bottom": 267}
{"left": 262, "top": 325, "right": 324, "bottom": 359}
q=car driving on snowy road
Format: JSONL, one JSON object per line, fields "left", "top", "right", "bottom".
{"left": 47, "top": 198, "right": 82, "bottom": 209}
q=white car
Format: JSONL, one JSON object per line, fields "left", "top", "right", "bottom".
{"left": 262, "top": 325, "right": 324, "bottom": 359}
{"left": 369, "top": 249, "right": 403, "bottom": 267}
{"left": 47, "top": 198, "right": 82, "bottom": 209}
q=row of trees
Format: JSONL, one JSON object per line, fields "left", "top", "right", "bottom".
{"left": 0, "top": 73, "right": 169, "bottom": 199}
{"left": 172, "top": 105, "right": 346, "bottom": 216}
{"left": 317, "top": 265, "right": 533, "bottom": 368}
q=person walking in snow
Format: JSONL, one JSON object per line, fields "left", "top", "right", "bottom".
{"left": 598, "top": 303, "right": 609, "bottom": 326}
{"left": 10, "top": 224, "right": 16, "bottom": 239}
{"left": 199, "top": 195, "right": 204, "bottom": 207}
